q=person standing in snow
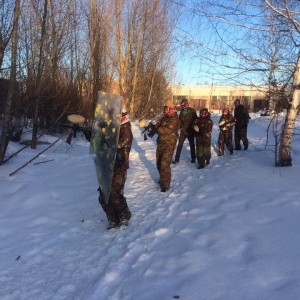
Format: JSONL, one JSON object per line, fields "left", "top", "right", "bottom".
{"left": 172, "top": 99, "right": 197, "bottom": 164}
{"left": 193, "top": 108, "right": 213, "bottom": 169}
{"left": 156, "top": 103, "right": 180, "bottom": 192}
{"left": 218, "top": 108, "right": 236, "bottom": 156}
{"left": 233, "top": 99, "right": 251, "bottom": 150}
{"left": 97, "top": 108, "right": 133, "bottom": 229}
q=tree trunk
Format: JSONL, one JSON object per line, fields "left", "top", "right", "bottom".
{"left": 31, "top": 0, "right": 48, "bottom": 149}
{"left": 0, "top": 0, "right": 20, "bottom": 165}
{"left": 278, "top": 54, "right": 300, "bottom": 167}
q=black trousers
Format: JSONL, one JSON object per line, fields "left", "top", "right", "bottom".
{"left": 174, "top": 132, "right": 196, "bottom": 162}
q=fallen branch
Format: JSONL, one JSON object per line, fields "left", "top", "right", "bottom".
{"left": 3, "top": 144, "right": 29, "bottom": 164}
{"left": 33, "top": 159, "right": 54, "bottom": 165}
{"left": 3, "top": 133, "right": 44, "bottom": 164}
{"left": 9, "top": 135, "right": 63, "bottom": 176}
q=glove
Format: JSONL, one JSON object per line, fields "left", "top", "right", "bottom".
{"left": 194, "top": 125, "right": 199, "bottom": 132}
{"left": 219, "top": 120, "right": 226, "bottom": 126}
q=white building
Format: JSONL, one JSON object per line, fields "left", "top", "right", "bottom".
{"left": 171, "top": 84, "right": 270, "bottom": 112}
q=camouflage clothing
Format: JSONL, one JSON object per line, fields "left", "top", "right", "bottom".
{"left": 218, "top": 114, "right": 236, "bottom": 155}
{"left": 174, "top": 107, "right": 197, "bottom": 162}
{"left": 156, "top": 111, "right": 180, "bottom": 190}
{"left": 98, "top": 120, "right": 133, "bottom": 225}
{"left": 234, "top": 104, "right": 250, "bottom": 150}
{"left": 193, "top": 113, "right": 213, "bottom": 167}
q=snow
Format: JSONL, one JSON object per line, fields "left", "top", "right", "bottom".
{"left": 1, "top": 112, "right": 300, "bottom": 300}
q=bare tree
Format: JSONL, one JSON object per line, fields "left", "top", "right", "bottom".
{"left": 0, "top": 0, "right": 15, "bottom": 72}
{"left": 31, "top": 0, "right": 48, "bottom": 149}
{"left": 173, "top": 0, "right": 300, "bottom": 166}
{"left": 0, "top": 0, "right": 20, "bottom": 164}
{"left": 0, "top": 0, "right": 178, "bottom": 161}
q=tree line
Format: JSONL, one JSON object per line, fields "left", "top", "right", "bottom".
{"left": 1, "top": 0, "right": 300, "bottom": 167}
{"left": 0, "top": 0, "right": 178, "bottom": 162}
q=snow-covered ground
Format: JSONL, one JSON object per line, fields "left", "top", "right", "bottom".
{"left": 1, "top": 112, "right": 300, "bottom": 300}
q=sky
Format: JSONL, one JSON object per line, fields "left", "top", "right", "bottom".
{"left": 172, "top": 0, "right": 297, "bottom": 87}
{"left": 1, "top": 111, "right": 300, "bottom": 300}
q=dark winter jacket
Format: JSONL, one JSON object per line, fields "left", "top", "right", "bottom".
{"left": 179, "top": 107, "right": 197, "bottom": 135}
{"left": 218, "top": 114, "right": 236, "bottom": 132}
{"left": 116, "top": 120, "right": 133, "bottom": 171}
{"left": 193, "top": 114, "right": 213, "bottom": 145}
{"left": 234, "top": 105, "right": 250, "bottom": 127}
{"left": 157, "top": 112, "right": 180, "bottom": 146}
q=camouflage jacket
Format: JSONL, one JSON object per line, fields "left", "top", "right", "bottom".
{"left": 218, "top": 114, "right": 236, "bottom": 132}
{"left": 234, "top": 105, "right": 250, "bottom": 127}
{"left": 156, "top": 112, "right": 180, "bottom": 145}
{"left": 179, "top": 107, "right": 197, "bottom": 135}
{"left": 193, "top": 115, "right": 213, "bottom": 140}
{"left": 116, "top": 121, "right": 133, "bottom": 170}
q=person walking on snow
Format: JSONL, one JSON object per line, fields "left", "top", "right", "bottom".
{"left": 97, "top": 108, "right": 133, "bottom": 230}
{"left": 156, "top": 103, "right": 180, "bottom": 192}
{"left": 234, "top": 99, "right": 251, "bottom": 150}
{"left": 193, "top": 108, "right": 213, "bottom": 169}
{"left": 172, "top": 99, "right": 197, "bottom": 164}
{"left": 218, "top": 108, "right": 236, "bottom": 156}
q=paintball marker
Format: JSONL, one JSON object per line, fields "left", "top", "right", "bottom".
{"left": 141, "top": 122, "right": 158, "bottom": 140}
{"left": 140, "top": 112, "right": 164, "bottom": 141}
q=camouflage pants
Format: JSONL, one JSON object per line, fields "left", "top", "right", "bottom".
{"left": 156, "top": 142, "right": 176, "bottom": 189}
{"left": 196, "top": 141, "right": 211, "bottom": 167}
{"left": 98, "top": 168, "right": 131, "bottom": 225}
{"left": 218, "top": 130, "right": 233, "bottom": 155}
{"left": 234, "top": 126, "right": 248, "bottom": 150}
{"left": 174, "top": 132, "right": 196, "bottom": 162}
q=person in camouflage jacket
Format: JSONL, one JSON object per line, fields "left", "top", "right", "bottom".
{"left": 218, "top": 108, "right": 236, "bottom": 156}
{"left": 193, "top": 108, "right": 213, "bottom": 169}
{"left": 234, "top": 99, "right": 251, "bottom": 150}
{"left": 98, "top": 108, "right": 133, "bottom": 229}
{"left": 156, "top": 103, "right": 180, "bottom": 192}
{"left": 173, "top": 99, "right": 197, "bottom": 164}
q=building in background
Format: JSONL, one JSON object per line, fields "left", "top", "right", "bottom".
{"left": 171, "top": 84, "right": 270, "bottom": 112}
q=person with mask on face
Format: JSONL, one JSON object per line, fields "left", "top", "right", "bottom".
{"left": 155, "top": 103, "right": 180, "bottom": 192}
{"left": 97, "top": 108, "right": 133, "bottom": 230}
{"left": 193, "top": 108, "right": 213, "bottom": 169}
{"left": 172, "top": 98, "right": 197, "bottom": 164}
{"left": 233, "top": 99, "right": 251, "bottom": 150}
{"left": 218, "top": 108, "right": 236, "bottom": 156}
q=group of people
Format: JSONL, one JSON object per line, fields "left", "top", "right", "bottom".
{"left": 92, "top": 99, "right": 250, "bottom": 230}
{"left": 155, "top": 98, "right": 250, "bottom": 192}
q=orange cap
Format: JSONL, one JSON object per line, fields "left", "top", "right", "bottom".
{"left": 165, "top": 102, "right": 175, "bottom": 109}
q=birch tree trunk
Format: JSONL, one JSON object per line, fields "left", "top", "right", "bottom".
{"left": 278, "top": 54, "right": 300, "bottom": 167}
{"left": 0, "top": 0, "right": 20, "bottom": 164}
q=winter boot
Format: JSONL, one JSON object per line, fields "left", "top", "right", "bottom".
{"left": 120, "top": 220, "right": 129, "bottom": 226}
{"left": 107, "top": 222, "right": 119, "bottom": 230}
